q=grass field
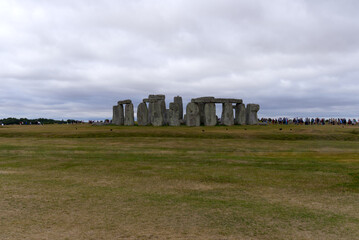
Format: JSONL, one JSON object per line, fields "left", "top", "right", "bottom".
{"left": 1, "top": 124, "right": 359, "bottom": 239}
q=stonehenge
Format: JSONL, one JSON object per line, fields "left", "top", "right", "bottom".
{"left": 234, "top": 103, "right": 246, "bottom": 125}
{"left": 204, "top": 103, "right": 217, "bottom": 126}
{"left": 186, "top": 102, "right": 201, "bottom": 127}
{"left": 124, "top": 103, "right": 134, "bottom": 126}
{"left": 168, "top": 103, "right": 181, "bottom": 126}
{"left": 111, "top": 95, "right": 260, "bottom": 126}
{"left": 137, "top": 102, "right": 148, "bottom": 126}
{"left": 246, "top": 104, "right": 260, "bottom": 125}
{"left": 221, "top": 102, "right": 234, "bottom": 126}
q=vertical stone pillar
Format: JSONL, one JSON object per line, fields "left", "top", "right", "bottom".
{"left": 168, "top": 102, "right": 180, "bottom": 126}
{"left": 234, "top": 103, "right": 246, "bottom": 125}
{"left": 204, "top": 103, "right": 217, "bottom": 126}
{"left": 174, "top": 96, "right": 183, "bottom": 120}
{"left": 124, "top": 103, "right": 134, "bottom": 126}
{"left": 246, "top": 104, "right": 260, "bottom": 125}
{"left": 198, "top": 102, "right": 205, "bottom": 125}
{"left": 137, "top": 102, "right": 148, "bottom": 126}
{"left": 112, "top": 104, "right": 124, "bottom": 125}
{"left": 112, "top": 105, "right": 120, "bottom": 125}
{"left": 186, "top": 103, "right": 200, "bottom": 126}
{"left": 160, "top": 100, "right": 167, "bottom": 125}
{"left": 221, "top": 102, "right": 234, "bottom": 126}
{"left": 150, "top": 101, "right": 165, "bottom": 126}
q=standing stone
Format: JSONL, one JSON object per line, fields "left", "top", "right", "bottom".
{"left": 234, "top": 103, "right": 246, "bottom": 125}
{"left": 124, "top": 103, "right": 134, "bottom": 126}
{"left": 137, "top": 102, "right": 148, "bottom": 126}
{"left": 160, "top": 100, "right": 167, "bottom": 125}
{"left": 174, "top": 96, "right": 183, "bottom": 120}
{"left": 112, "top": 104, "right": 124, "bottom": 125}
{"left": 221, "top": 102, "right": 234, "bottom": 126}
{"left": 204, "top": 103, "right": 217, "bottom": 126}
{"left": 168, "top": 103, "right": 180, "bottom": 126}
{"left": 198, "top": 102, "right": 205, "bottom": 125}
{"left": 150, "top": 101, "right": 165, "bottom": 126}
{"left": 186, "top": 103, "right": 200, "bottom": 127}
{"left": 165, "top": 109, "right": 170, "bottom": 126}
{"left": 246, "top": 104, "right": 260, "bottom": 125}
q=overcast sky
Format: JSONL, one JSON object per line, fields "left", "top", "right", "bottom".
{"left": 1, "top": 0, "right": 359, "bottom": 120}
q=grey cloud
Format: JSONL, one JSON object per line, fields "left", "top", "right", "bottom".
{"left": 0, "top": 0, "right": 359, "bottom": 120}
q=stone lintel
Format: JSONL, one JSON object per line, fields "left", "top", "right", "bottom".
{"left": 148, "top": 94, "right": 165, "bottom": 100}
{"left": 191, "top": 97, "right": 215, "bottom": 103}
{"left": 191, "top": 97, "right": 242, "bottom": 104}
{"left": 117, "top": 99, "right": 132, "bottom": 105}
{"left": 215, "top": 98, "right": 242, "bottom": 104}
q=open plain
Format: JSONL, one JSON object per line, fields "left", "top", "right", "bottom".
{"left": 0, "top": 124, "right": 359, "bottom": 239}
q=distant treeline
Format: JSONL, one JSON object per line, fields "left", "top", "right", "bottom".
{"left": 0, "top": 118, "right": 83, "bottom": 125}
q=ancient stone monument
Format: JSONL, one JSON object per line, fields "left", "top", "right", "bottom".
{"left": 246, "top": 104, "right": 260, "bottom": 125}
{"left": 174, "top": 96, "right": 183, "bottom": 120}
{"left": 112, "top": 100, "right": 132, "bottom": 126}
{"left": 124, "top": 102, "right": 134, "bottom": 126}
{"left": 168, "top": 102, "right": 180, "bottom": 126}
{"left": 112, "top": 104, "right": 124, "bottom": 125}
{"left": 204, "top": 103, "right": 217, "bottom": 126}
{"left": 144, "top": 95, "right": 166, "bottom": 126}
{"left": 111, "top": 94, "right": 260, "bottom": 126}
{"left": 137, "top": 102, "right": 148, "bottom": 126}
{"left": 234, "top": 103, "right": 246, "bottom": 125}
{"left": 186, "top": 102, "right": 200, "bottom": 126}
{"left": 191, "top": 97, "right": 242, "bottom": 126}
{"left": 221, "top": 102, "right": 234, "bottom": 126}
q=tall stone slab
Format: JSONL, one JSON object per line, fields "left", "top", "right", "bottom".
{"left": 174, "top": 96, "right": 183, "bottom": 120}
{"left": 198, "top": 102, "right": 205, "bottom": 125}
{"left": 221, "top": 102, "right": 234, "bottom": 126}
{"left": 168, "top": 102, "right": 180, "bottom": 126}
{"left": 234, "top": 103, "right": 246, "bottom": 125}
{"left": 150, "top": 101, "right": 165, "bottom": 126}
{"left": 124, "top": 103, "right": 134, "bottom": 126}
{"left": 112, "top": 104, "right": 124, "bottom": 125}
{"left": 160, "top": 100, "right": 166, "bottom": 125}
{"left": 186, "top": 103, "right": 200, "bottom": 127}
{"left": 246, "top": 104, "right": 260, "bottom": 125}
{"left": 204, "top": 103, "right": 217, "bottom": 126}
{"left": 137, "top": 102, "right": 148, "bottom": 126}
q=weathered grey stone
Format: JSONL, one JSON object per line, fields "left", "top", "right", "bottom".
{"left": 149, "top": 94, "right": 165, "bottom": 100}
{"left": 221, "top": 102, "right": 234, "bottom": 126}
{"left": 117, "top": 99, "right": 132, "bottom": 105}
{"left": 191, "top": 97, "right": 215, "bottom": 103}
{"left": 191, "top": 97, "right": 242, "bottom": 104}
{"left": 204, "top": 103, "right": 217, "bottom": 126}
{"left": 137, "top": 102, "right": 148, "bottom": 126}
{"left": 143, "top": 94, "right": 165, "bottom": 103}
{"left": 198, "top": 102, "right": 205, "bottom": 125}
{"left": 149, "top": 101, "right": 165, "bottom": 126}
{"left": 164, "top": 109, "right": 169, "bottom": 125}
{"left": 246, "top": 104, "right": 260, "bottom": 125}
{"left": 112, "top": 105, "right": 124, "bottom": 125}
{"left": 186, "top": 103, "right": 200, "bottom": 127}
{"left": 174, "top": 96, "right": 183, "bottom": 120}
{"left": 234, "top": 103, "right": 246, "bottom": 125}
{"left": 124, "top": 103, "right": 134, "bottom": 126}
{"left": 160, "top": 100, "right": 166, "bottom": 124}
{"left": 168, "top": 102, "right": 180, "bottom": 126}
{"left": 215, "top": 98, "right": 242, "bottom": 104}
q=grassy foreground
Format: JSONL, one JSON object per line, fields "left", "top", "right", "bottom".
{"left": 0, "top": 124, "right": 359, "bottom": 239}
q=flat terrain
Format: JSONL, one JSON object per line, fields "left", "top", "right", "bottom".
{"left": 0, "top": 124, "right": 359, "bottom": 239}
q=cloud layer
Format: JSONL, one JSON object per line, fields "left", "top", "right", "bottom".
{"left": 1, "top": 0, "right": 359, "bottom": 119}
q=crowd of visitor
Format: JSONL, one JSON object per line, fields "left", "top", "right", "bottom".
{"left": 260, "top": 118, "right": 359, "bottom": 125}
